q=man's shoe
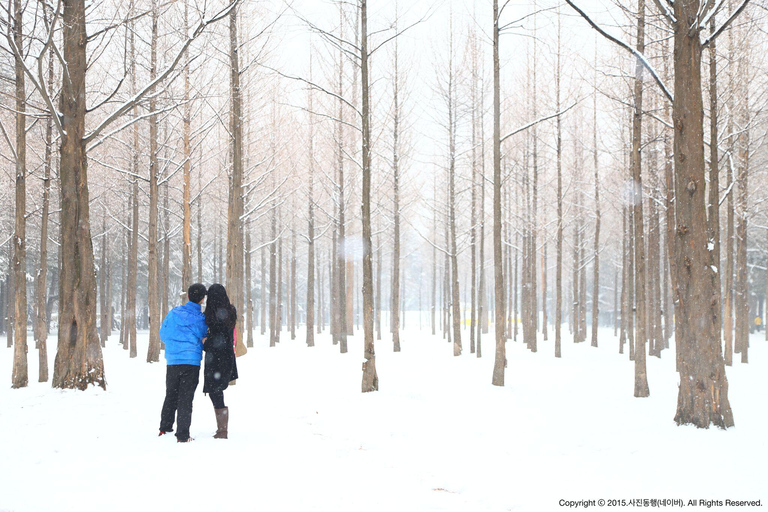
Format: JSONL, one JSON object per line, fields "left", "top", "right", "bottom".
{"left": 177, "top": 437, "right": 194, "bottom": 443}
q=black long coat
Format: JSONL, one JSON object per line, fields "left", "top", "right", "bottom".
{"left": 203, "top": 306, "right": 239, "bottom": 394}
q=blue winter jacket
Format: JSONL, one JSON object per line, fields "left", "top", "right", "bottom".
{"left": 160, "top": 301, "right": 208, "bottom": 366}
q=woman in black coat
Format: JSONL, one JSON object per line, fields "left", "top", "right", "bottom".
{"left": 203, "top": 283, "right": 239, "bottom": 439}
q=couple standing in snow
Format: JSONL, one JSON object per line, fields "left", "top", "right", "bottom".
{"left": 157, "top": 283, "right": 240, "bottom": 443}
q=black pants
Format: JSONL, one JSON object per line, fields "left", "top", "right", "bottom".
{"left": 209, "top": 391, "right": 225, "bottom": 409}
{"left": 160, "top": 364, "right": 200, "bottom": 441}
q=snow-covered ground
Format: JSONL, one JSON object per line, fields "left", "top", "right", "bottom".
{"left": 1, "top": 326, "right": 765, "bottom": 512}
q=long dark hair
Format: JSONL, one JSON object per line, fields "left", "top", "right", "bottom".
{"left": 204, "top": 283, "right": 237, "bottom": 329}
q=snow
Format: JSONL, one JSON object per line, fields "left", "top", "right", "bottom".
{"left": 1, "top": 326, "right": 766, "bottom": 511}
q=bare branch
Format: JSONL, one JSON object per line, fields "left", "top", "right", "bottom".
{"left": 565, "top": 0, "right": 674, "bottom": 103}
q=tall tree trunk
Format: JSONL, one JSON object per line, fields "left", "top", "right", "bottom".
{"left": 146, "top": 0, "right": 161, "bottom": 363}
{"left": 591, "top": 63, "right": 601, "bottom": 348}
{"left": 470, "top": 25, "right": 478, "bottom": 354}
{"left": 53, "top": 0, "right": 105, "bottom": 389}
{"left": 290, "top": 222, "right": 297, "bottom": 340}
{"left": 632, "top": 0, "right": 649, "bottom": 397}
{"left": 197, "top": 166, "right": 203, "bottom": 283}
{"left": 554, "top": 6, "right": 563, "bottom": 358}
{"left": 181, "top": 0, "right": 192, "bottom": 296}
{"left": 671, "top": 0, "right": 733, "bottom": 428}
{"left": 35, "top": 37, "right": 55, "bottom": 382}
{"left": 246, "top": 226, "right": 253, "bottom": 347}
{"left": 432, "top": 172, "right": 437, "bottom": 337}
{"left": 261, "top": 232, "right": 266, "bottom": 336}
{"left": 335, "top": 5, "right": 348, "bottom": 351}
{"left": 306, "top": 69, "right": 316, "bottom": 347}
{"left": 360, "top": 0, "right": 378, "bottom": 392}
{"left": 447, "top": 26, "right": 462, "bottom": 357}
{"left": 226, "top": 6, "right": 245, "bottom": 355}
{"left": 491, "top": 0, "right": 505, "bottom": 385}
{"left": 11, "top": 0, "right": 28, "bottom": 388}
{"left": 162, "top": 179, "right": 170, "bottom": 323}
{"left": 392, "top": 33, "right": 401, "bottom": 353}
{"left": 707, "top": 16, "right": 722, "bottom": 362}
{"left": 734, "top": 40, "right": 749, "bottom": 364}
{"left": 269, "top": 174, "right": 278, "bottom": 347}
{"left": 476, "top": 76, "right": 486, "bottom": 358}
{"left": 99, "top": 213, "right": 108, "bottom": 347}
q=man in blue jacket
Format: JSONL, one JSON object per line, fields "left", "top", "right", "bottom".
{"left": 159, "top": 283, "right": 208, "bottom": 442}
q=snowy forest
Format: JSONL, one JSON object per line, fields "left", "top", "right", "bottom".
{"left": 1, "top": 0, "right": 767, "bottom": 508}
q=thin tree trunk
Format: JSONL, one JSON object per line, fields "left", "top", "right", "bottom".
{"left": 734, "top": 39, "right": 749, "bottom": 364}
{"left": 554, "top": 6, "right": 563, "bottom": 358}
{"left": 392, "top": 32, "right": 401, "bottom": 353}
{"left": 306, "top": 69, "right": 316, "bottom": 347}
{"left": 146, "top": 0, "right": 161, "bottom": 363}
{"left": 11, "top": 0, "right": 28, "bottom": 388}
{"left": 591, "top": 64, "right": 601, "bottom": 348}
{"left": 35, "top": 44, "right": 55, "bottom": 382}
{"left": 226, "top": 5, "right": 245, "bottom": 355}
{"left": 100, "top": 212, "right": 108, "bottom": 348}
{"left": 631, "top": 0, "right": 649, "bottom": 396}
{"left": 360, "top": 0, "right": 378, "bottom": 392}
{"left": 181, "top": 0, "right": 192, "bottom": 296}
{"left": 492, "top": 0, "right": 505, "bottom": 385}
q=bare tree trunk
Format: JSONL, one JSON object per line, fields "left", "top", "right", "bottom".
{"left": 277, "top": 225, "right": 283, "bottom": 342}
{"left": 269, "top": 175, "right": 278, "bottom": 347}
{"left": 734, "top": 39, "right": 749, "bottom": 364}
{"left": 226, "top": 5, "right": 245, "bottom": 356}
{"left": 11, "top": 0, "right": 28, "bottom": 388}
{"left": 447, "top": 26, "right": 462, "bottom": 357}
{"left": 146, "top": 0, "right": 161, "bottom": 363}
{"left": 375, "top": 233, "right": 381, "bottom": 340}
{"left": 470, "top": 24, "right": 478, "bottom": 354}
{"left": 477, "top": 84, "right": 486, "bottom": 357}
{"left": 491, "top": 0, "right": 505, "bottom": 385}
{"left": 120, "top": 212, "right": 127, "bottom": 350}
{"left": 432, "top": 172, "right": 437, "bottom": 337}
{"left": 162, "top": 179, "right": 170, "bottom": 323}
{"left": 306, "top": 71, "right": 316, "bottom": 347}
{"left": 290, "top": 221, "right": 297, "bottom": 340}
{"left": 246, "top": 226, "right": 254, "bottom": 348}
{"left": 392, "top": 32, "right": 402, "bottom": 353}
{"left": 181, "top": 0, "right": 192, "bottom": 296}
{"left": 100, "top": 213, "right": 108, "bottom": 348}
{"left": 53, "top": 0, "right": 105, "bottom": 389}
{"left": 261, "top": 232, "right": 266, "bottom": 336}
{"left": 591, "top": 65, "right": 601, "bottom": 348}
{"left": 620, "top": 205, "right": 628, "bottom": 354}
{"left": 6, "top": 261, "right": 13, "bottom": 349}
{"left": 360, "top": 0, "right": 378, "bottom": 392}
{"left": 35, "top": 39, "right": 55, "bottom": 382}
{"left": 632, "top": 0, "right": 649, "bottom": 397}
{"left": 335, "top": 5, "right": 348, "bottom": 351}
{"left": 554, "top": 6, "right": 563, "bottom": 358}
{"left": 671, "top": 0, "right": 733, "bottom": 428}
{"left": 197, "top": 166, "right": 203, "bottom": 283}
{"left": 318, "top": 245, "right": 324, "bottom": 334}
{"left": 126, "top": 139, "right": 139, "bottom": 358}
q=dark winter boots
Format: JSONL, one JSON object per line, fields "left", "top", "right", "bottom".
{"left": 214, "top": 407, "right": 229, "bottom": 439}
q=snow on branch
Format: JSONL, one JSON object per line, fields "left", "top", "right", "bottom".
{"left": 702, "top": 0, "right": 751, "bottom": 47}
{"left": 501, "top": 102, "right": 577, "bottom": 143}
{"left": 564, "top": 0, "right": 674, "bottom": 104}
{"left": 4, "top": 0, "right": 65, "bottom": 136}
{"left": 650, "top": 0, "right": 677, "bottom": 24}
{"left": 84, "top": 0, "right": 240, "bottom": 145}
